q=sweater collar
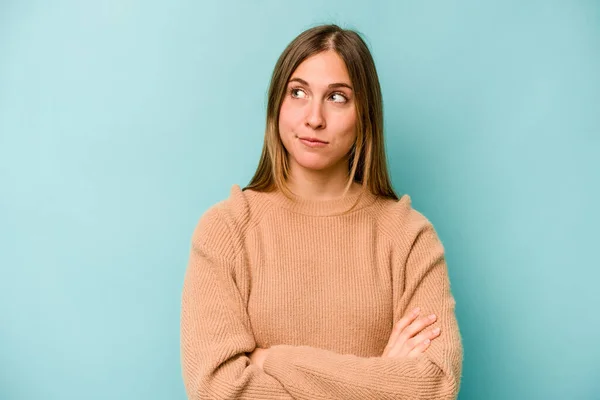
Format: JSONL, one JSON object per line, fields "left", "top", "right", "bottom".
{"left": 264, "top": 186, "right": 377, "bottom": 217}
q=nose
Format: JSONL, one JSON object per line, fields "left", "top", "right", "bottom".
{"left": 305, "top": 100, "right": 326, "bottom": 130}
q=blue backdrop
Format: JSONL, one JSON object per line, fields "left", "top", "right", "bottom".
{"left": 1, "top": 1, "right": 599, "bottom": 399}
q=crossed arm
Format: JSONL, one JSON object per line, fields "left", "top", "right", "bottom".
{"left": 180, "top": 216, "right": 462, "bottom": 399}
{"left": 248, "top": 306, "right": 441, "bottom": 367}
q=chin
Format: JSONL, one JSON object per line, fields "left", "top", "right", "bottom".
{"left": 297, "top": 162, "right": 330, "bottom": 172}
{"left": 293, "top": 154, "right": 338, "bottom": 172}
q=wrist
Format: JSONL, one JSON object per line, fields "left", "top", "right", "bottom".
{"left": 250, "top": 347, "right": 270, "bottom": 370}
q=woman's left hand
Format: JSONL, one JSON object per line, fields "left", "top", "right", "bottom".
{"left": 247, "top": 347, "right": 270, "bottom": 370}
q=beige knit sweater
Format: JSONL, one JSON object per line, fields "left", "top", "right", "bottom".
{"left": 180, "top": 184, "right": 463, "bottom": 399}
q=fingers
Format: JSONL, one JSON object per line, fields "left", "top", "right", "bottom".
{"left": 406, "top": 326, "right": 441, "bottom": 354}
{"left": 383, "top": 308, "right": 440, "bottom": 359}
{"left": 402, "top": 313, "right": 437, "bottom": 340}
{"left": 382, "top": 307, "right": 420, "bottom": 356}
{"left": 407, "top": 338, "right": 432, "bottom": 358}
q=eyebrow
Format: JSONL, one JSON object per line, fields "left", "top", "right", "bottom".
{"left": 288, "top": 77, "right": 353, "bottom": 91}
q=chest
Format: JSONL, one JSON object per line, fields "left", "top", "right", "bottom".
{"left": 244, "top": 214, "right": 396, "bottom": 356}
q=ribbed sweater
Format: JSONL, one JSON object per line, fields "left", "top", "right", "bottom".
{"left": 180, "top": 184, "right": 463, "bottom": 399}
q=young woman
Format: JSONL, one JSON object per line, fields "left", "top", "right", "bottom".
{"left": 181, "top": 24, "right": 463, "bottom": 399}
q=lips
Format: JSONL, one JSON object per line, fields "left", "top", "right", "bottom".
{"left": 298, "top": 136, "right": 328, "bottom": 144}
{"left": 299, "top": 137, "right": 328, "bottom": 148}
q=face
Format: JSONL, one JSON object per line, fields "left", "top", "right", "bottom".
{"left": 278, "top": 50, "right": 357, "bottom": 174}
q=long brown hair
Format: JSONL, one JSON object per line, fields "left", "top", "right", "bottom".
{"left": 244, "top": 24, "right": 398, "bottom": 200}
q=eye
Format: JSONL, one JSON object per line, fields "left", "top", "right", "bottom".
{"left": 290, "top": 87, "right": 307, "bottom": 99}
{"left": 330, "top": 92, "right": 348, "bottom": 103}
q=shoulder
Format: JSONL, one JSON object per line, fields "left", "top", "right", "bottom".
{"left": 191, "top": 184, "right": 255, "bottom": 257}
{"left": 370, "top": 194, "right": 442, "bottom": 248}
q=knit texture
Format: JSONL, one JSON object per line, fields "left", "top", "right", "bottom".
{"left": 180, "top": 184, "right": 463, "bottom": 399}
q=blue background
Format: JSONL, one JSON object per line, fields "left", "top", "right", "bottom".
{"left": 1, "top": 1, "right": 599, "bottom": 399}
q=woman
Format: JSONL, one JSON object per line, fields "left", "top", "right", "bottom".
{"left": 181, "top": 24, "right": 463, "bottom": 399}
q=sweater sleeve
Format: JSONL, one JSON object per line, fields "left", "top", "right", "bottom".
{"left": 261, "top": 216, "right": 463, "bottom": 400}
{"left": 180, "top": 205, "right": 294, "bottom": 400}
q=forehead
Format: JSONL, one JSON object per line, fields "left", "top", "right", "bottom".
{"left": 290, "top": 51, "right": 351, "bottom": 85}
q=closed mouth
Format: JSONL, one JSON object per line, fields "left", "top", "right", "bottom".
{"left": 299, "top": 137, "right": 328, "bottom": 144}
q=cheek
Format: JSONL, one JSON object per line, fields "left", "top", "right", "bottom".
{"left": 279, "top": 102, "right": 302, "bottom": 133}
{"left": 344, "top": 108, "right": 358, "bottom": 130}
{"left": 334, "top": 111, "right": 358, "bottom": 142}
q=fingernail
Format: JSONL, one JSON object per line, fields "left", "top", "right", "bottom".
{"left": 423, "top": 339, "right": 431, "bottom": 345}
{"left": 433, "top": 327, "right": 441, "bottom": 334}
{"left": 429, "top": 314, "right": 436, "bottom": 320}
{"left": 413, "top": 307, "right": 421, "bottom": 315}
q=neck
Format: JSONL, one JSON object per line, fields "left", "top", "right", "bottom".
{"left": 286, "top": 159, "right": 360, "bottom": 201}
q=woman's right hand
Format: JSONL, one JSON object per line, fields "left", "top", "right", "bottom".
{"left": 382, "top": 307, "right": 441, "bottom": 359}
